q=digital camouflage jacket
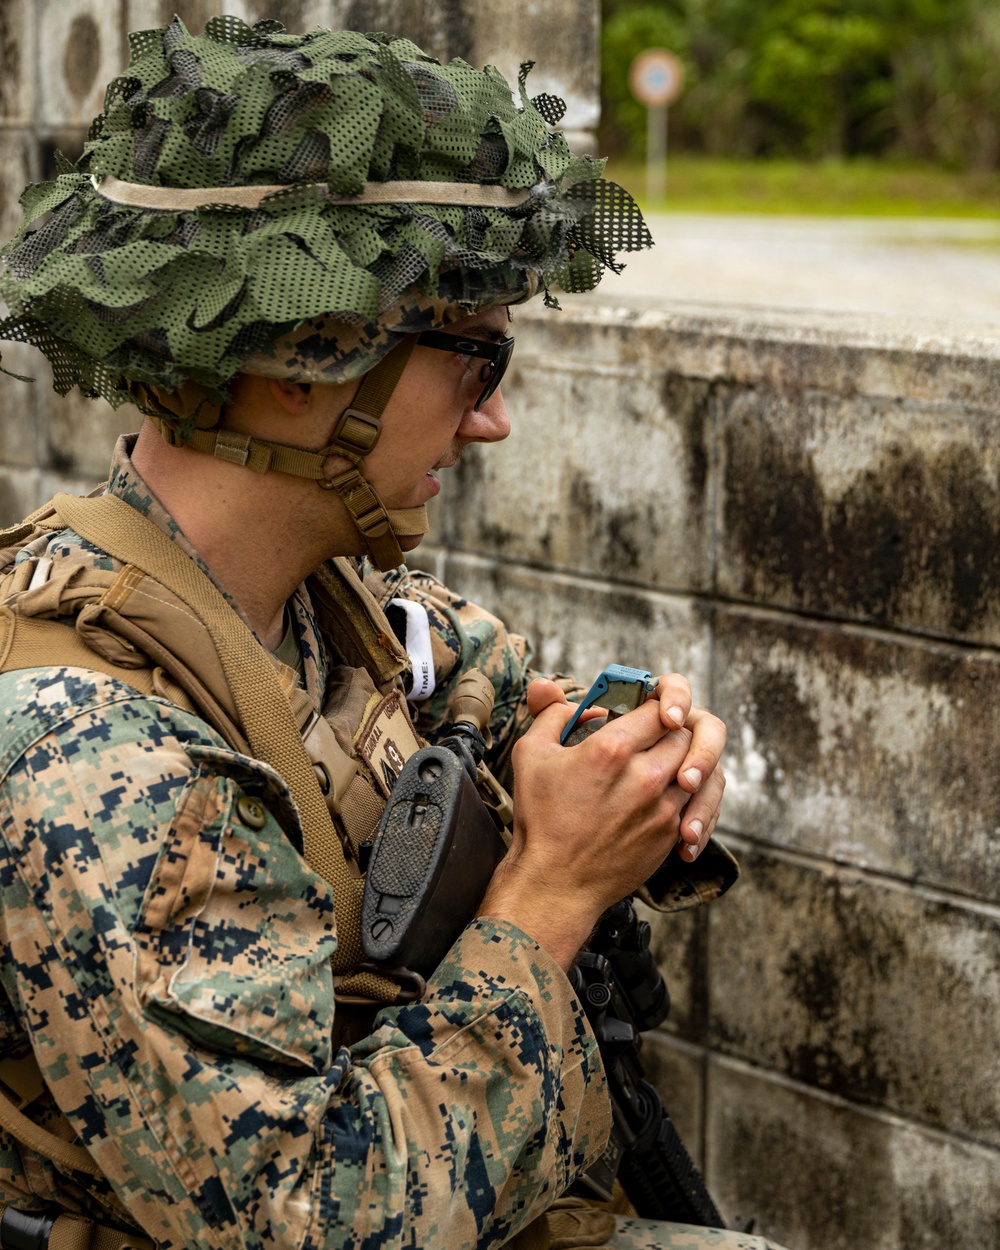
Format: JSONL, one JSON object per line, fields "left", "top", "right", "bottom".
{"left": 0, "top": 438, "right": 747, "bottom": 1250}
{"left": 0, "top": 438, "right": 609, "bottom": 1250}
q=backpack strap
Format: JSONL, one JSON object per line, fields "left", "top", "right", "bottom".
{"left": 0, "top": 608, "right": 158, "bottom": 698}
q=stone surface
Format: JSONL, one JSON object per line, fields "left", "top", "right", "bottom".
{"left": 442, "top": 317, "right": 714, "bottom": 592}
{"left": 1, "top": 4, "right": 997, "bottom": 1244}
{"left": 37, "top": 0, "right": 125, "bottom": 132}
{"left": 0, "top": 0, "right": 37, "bottom": 126}
{"left": 638, "top": 901, "right": 705, "bottom": 1046}
{"left": 470, "top": 0, "right": 600, "bottom": 141}
{"left": 44, "top": 390, "right": 141, "bottom": 483}
{"left": 553, "top": 297, "right": 1000, "bottom": 411}
{"left": 715, "top": 609, "right": 1000, "bottom": 900}
{"left": 222, "top": 0, "right": 331, "bottom": 32}
{"left": 38, "top": 468, "right": 113, "bottom": 505}
{"left": 510, "top": 297, "right": 1000, "bottom": 644}
{"left": 327, "top": 0, "right": 599, "bottom": 140}
{"left": 706, "top": 843, "right": 1000, "bottom": 1145}
{"left": 0, "top": 129, "right": 36, "bottom": 250}
{"left": 439, "top": 552, "right": 713, "bottom": 703}
{"left": 127, "top": 0, "right": 230, "bottom": 33}
{"left": 706, "top": 1056, "right": 1000, "bottom": 1250}
{"left": 716, "top": 384, "right": 1000, "bottom": 645}
{"left": 0, "top": 348, "right": 44, "bottom": 471}
{"left": 0, "top": 467, "right": 43, "bottom": 528}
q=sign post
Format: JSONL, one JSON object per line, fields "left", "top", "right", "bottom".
{"left": 628, "top": 48, "right": 685, "bottom": 205}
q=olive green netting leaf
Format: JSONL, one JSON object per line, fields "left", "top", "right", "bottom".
{"left": 0, "top": 16, "right": 651, "bottom": 419}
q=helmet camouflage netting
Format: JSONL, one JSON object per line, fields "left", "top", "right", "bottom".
{"left": 0, "top": 14, "right": 651, "bottom": 433}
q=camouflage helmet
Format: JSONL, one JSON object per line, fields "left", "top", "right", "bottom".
{"left": 0, "top": 15, "right": 652, "bottom": 568}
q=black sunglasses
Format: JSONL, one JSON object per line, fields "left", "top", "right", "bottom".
{"left": 416, "top": 330, "right": 515, "bottom": 410}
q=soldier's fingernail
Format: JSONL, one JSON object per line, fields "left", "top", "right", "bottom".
{"left": 683, "top": 768, "right": 703, "bottom": 788}
{"left": 666, "top": 705, "right": 684, "bottom": 726}
{"left": 688, "top": 820, "right": 704, "bottom": 840}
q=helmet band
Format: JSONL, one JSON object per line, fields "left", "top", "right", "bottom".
{"left": 93, "top": 174, "right": 537, "bottom": 212}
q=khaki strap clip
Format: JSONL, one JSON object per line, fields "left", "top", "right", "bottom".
{"left": 212, "top": 430, "right": 252, "bottom": 467}
{"left": 327, "top": 407, "right": 383, "bottom": 461}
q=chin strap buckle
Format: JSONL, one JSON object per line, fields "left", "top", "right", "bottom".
{"left": 328, "top": 407, "right": 383, "bottom": 459}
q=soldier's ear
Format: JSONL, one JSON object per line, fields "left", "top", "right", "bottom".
{"left": 266, "top": 377, "right": 312, "bottom": 414}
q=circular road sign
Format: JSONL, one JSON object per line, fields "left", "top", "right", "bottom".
{"left": 629, "top": 48, "right": 685, "bottom": 108}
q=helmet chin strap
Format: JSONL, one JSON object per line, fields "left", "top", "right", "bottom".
{"left": 314, "top": 336, "right": 427, "bottom": 571}
{"left": 139, "top": 336, "right": 429, "bottom": 572}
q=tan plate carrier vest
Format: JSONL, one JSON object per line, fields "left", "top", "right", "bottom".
{"left": 0, "top": 494, "right": 614, "bottom": 1250}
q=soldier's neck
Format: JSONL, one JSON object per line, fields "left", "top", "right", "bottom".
{"left": 130, "top": 418, "right": 360, "bottom": 649}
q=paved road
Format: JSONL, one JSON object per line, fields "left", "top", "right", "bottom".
{"left": 594, "top": 213, "right": 1000, "bottom": 330}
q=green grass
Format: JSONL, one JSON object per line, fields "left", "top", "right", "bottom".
{"left": 604, "top": 156, "right": 1000, "bottom": 217}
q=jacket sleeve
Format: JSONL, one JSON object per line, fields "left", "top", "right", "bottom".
{"left": 0, "top": 668, "right": 609, "bottom": 1250}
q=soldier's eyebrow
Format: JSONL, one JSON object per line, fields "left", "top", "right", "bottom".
{"left": 471, "top": 326, "right": 512, "bottom": 344}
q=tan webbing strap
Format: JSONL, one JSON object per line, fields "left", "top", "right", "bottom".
{"left": 322, "top": 467, "right": 404, "bottom": 572}
{"left": 385, "top": 504, "right": 429, "bottom": 537}
{"left": 95, "top": 173, "right": 535, "bottom": 211}
{"left": 143, "top": 337, "right": 423, "bottom": 572}
{"left": 49, "top": 493, "right": 392, "bottom": 993}
{"left": 0, "top": 608, "right": 159, "bottom": 698}
{"left": 338, "top": 774, "right": 384, "bottom": 856}
{"left": 149, "top": 418, "right": 335, "bottom": 480}
{"left": 320, "top": 337, "right": 419, "bottom": 571}
{"left": 350, "top": 337, "right": 417, "bottom": 419}
{"left": 0, "top": 503, "right": 62, "bottom": 552}
{"left": 0, "top": 1084, "right": 102, "bottom": 1179}
{"left": 0, "top": 1048, "right": 127, "bottom": 1199}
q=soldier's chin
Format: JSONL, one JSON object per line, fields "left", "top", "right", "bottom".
{"left": 398, "top": 532, "right": 425, "bottom": 551}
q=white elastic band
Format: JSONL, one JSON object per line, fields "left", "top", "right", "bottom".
{"left": 390, "top": 598, "right": 436, "bottom": 703}
{"left": 93, "top": 174, "right": 535, "bottom": 211}
{"left": 27, "top": 558, "right": 53, "bottom": 592}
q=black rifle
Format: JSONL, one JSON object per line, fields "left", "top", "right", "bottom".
{"left": 568, "top": 899, "right": 731, "bottom": 1226}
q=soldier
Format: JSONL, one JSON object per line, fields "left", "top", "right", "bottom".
{"left": 0, "top": 17, "right": 787, "bottom": 1250}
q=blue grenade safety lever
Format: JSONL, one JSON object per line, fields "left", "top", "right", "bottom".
{"left": 560, "top": 664, "right": 659, "bottom": 746}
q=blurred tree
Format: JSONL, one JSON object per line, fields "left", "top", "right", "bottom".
{"left": 891, "top": 1, "right": 1000, "bottom": 169}
{"left": 600, "top": 0, "right": 1000, "bottom": 169}
{"left": 747, "top": 4, "right": 891, "bottom": 157}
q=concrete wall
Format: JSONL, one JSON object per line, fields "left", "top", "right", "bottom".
{"left": 415, "top": 298, "right": 1000, "bottom": 1250}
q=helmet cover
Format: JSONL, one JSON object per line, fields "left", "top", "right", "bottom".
{"left": 0, "top": 15, "right": 652, "bottom": 441}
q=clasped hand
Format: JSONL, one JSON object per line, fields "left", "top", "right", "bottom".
{"left": 478, "top": 674, "right": 726, "bottom": 969}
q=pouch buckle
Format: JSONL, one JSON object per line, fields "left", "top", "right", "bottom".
{"left": 0, "top": 1207, "right": 55, "bottom": 1250}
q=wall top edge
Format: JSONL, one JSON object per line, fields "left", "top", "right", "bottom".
{"left": 535, "top": 294, "right": 1000, "bottom": 363}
